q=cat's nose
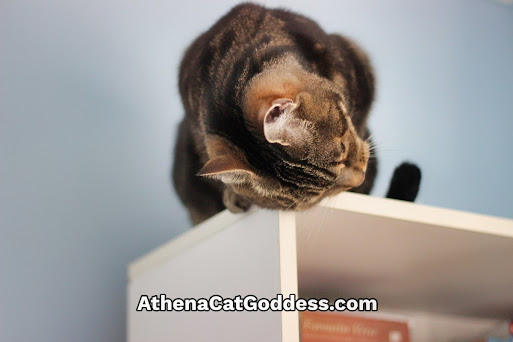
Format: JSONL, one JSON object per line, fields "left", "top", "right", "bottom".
{"left": 351, "top": 169, "right": 366, "bottom": 187}
{"left": 341, "top": 167, "right": 366, "bottom": 188}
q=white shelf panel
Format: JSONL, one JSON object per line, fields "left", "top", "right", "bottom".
{"left": 129, "top": 209, "right": 253, "bottom": 280}
{"left": 128, "top": 209, "right": 285, "bottom": 342}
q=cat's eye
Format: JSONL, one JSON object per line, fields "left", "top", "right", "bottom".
{"left": 340, "top": 141, "right": 346, "bottom": 154}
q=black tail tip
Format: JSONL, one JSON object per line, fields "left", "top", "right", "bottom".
{"left": 386, "top": 162, "right": 421, "bottom": 202}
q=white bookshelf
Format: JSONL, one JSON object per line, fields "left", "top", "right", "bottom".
{"left": 127, "top": 192, "right": 513, "bottom": 342}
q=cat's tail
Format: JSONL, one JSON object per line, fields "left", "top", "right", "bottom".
{"left": 386, "top": 162, "right": 421, "bottom": 202}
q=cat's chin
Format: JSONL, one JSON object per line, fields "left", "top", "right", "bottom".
{"left": 235, "top": 182, "right": 357, "bottom": 212}
{"left": 276, "top": 193, "right": 339, "bottom": 211}
{"left": 261, "top": 193, "right": 333, "bottom": 211}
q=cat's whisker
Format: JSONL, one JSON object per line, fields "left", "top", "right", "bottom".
{"left": 365, "top": 132, "right": 375, "bottom": 142}
{"left": 370, "top": 141, "right": 401, "bottom": 150}
{"left": 367, "top": 136, "right": 401, "bottom": 144}
{"left": 368, "top": 144, "right": 379, "bottom": 152}
{"left": 316, "top": 195, "right": 340, "bottom": 236}
{"left": 373, "top": 148, "right": 404, "bottom": 154}
{"left": 366, "top": 140, "right": 403, "bottom": 157}
{"left": 318, "top": 197, "right": 333, "bottom": 231}
{"left": 284, "top": 196, "right": 303, "bottom": 211}
{"left": 299, "top": 198, "right": 329, "bottom": 242}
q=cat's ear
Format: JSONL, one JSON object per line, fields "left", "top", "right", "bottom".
{"left": 197, "top": 155, "right": 256, "bottom": 184}
{"left": 263, "top": 98, "right": 311, "bottom": 146}
{"left": 197, "top": 136, "right": 256, "bottom": 184}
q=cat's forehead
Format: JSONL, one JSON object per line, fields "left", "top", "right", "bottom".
{"left": 297, "top": 90, "right": 347, "bottom": 122}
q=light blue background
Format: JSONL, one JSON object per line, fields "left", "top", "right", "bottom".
{"left": 1, "top": 0, "right": 512, "bottom": 341}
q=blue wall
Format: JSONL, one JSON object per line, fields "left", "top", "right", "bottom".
{"left": 1, "top": 0, "right": 512, "bottom": 341}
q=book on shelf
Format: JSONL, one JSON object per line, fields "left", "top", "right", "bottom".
{"left": 300, "top": 311, "right": 410, "bottom": 342}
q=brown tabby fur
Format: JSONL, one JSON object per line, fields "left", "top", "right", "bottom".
{"left": 173, "top": 3, "right": 377, "bottom": 224}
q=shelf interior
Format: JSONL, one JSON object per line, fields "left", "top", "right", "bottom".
{"left": 295, "top": 200, "right": 513, "bottom": 319}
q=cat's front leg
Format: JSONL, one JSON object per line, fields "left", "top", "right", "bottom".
{"left": 222, "top": 187, "right": 252, "bottom": 213}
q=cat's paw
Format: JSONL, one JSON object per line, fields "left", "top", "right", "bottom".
{"left": 223, "top": 188, "right": 252, "bottom": 213}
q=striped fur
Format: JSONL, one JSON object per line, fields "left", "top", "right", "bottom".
{"left": 173, "top": 3, "right": 377, "bottom": 224}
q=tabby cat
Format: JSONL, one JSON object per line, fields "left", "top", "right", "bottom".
{"left": 173, "top": 3, "right": 420, "bottom": 224}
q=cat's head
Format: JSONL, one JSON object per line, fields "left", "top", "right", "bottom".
{"left": 198, "top": 67, "right": 370, "bottom": 210}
